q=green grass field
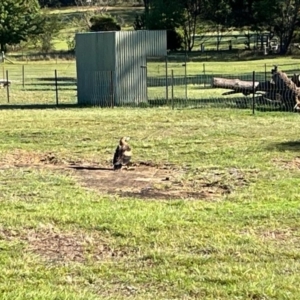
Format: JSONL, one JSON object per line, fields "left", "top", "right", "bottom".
{"left": 0, "top": 107, "right": 300, "bottom": 299}
{"left": 1, "top": 6, "right": 300, "bottom": 298}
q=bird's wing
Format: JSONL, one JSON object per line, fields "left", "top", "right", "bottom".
{"left": 113, "top": 146, "right": 123, "bottom": 165}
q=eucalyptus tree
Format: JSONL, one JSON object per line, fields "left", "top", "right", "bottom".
{"left": 0, "top": 0, "right": 42, "bottom": 52}
{"left": 142, "top": 0, "right": 204, "bottom": 51}
{"left": 202, "top": 0, "right": 300, "bottom": 54}
{"left": 180, "top": 0, "right": 203, "bottom": 51}
{"left": 253, "top": 0, "right": 300, "bottom": 54}
{"left": 202, "top": 0, "right": 232, "bottom": 50}
{"left": 142, "top": 0, "right": 185, "bottom": 50}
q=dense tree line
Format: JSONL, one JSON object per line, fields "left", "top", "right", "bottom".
{"left": 38, "top": 0, "right": 76, "bottom": 7}
{"left": 38, "top": 0, "right": 141, "bottom": 7}
{"left": 137, "top": 0, "right": 300, "bottom": 54}
{"left": 0, "top": 0, "right": 300, "bottom": 54}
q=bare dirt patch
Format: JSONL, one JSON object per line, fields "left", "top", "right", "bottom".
{"left": 68, "top": 162, "right": 246, "bottom": 200}
{"left": 257, "top": 229, "right": 300, "bottom": 250}
{"left": 0, "top": 149, "right": 66, "bottom": 168}
{"left": 0, "top": 225, "right": 131, "bottom": 263}
{"left": 273, "top": 156, "right": 300, "bottom": 170}
{"left": 0, "top": 150, "right": 251, "bottom": 200}
{"left": 71, "top": 164, "right": 253, "bottom": 200}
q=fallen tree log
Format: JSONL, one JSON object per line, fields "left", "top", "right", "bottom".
{"left": 213, "top": 77, "right": 273, "bottom": 96}
{"left": 213, "top": 77, "right": 260, "bottom": 95}
{"left": 212, "top": 67, "right": 300, "bottom": 111}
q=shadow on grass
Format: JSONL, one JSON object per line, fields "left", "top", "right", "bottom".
{"left": 268, "top": 140, "right": 300, "bottom": 151}
{"left": 23, "top": 87, "right": 77, "bottom": 91}
{"left": 68, "top": 165, "right": 113, "bottom": 171}
{"left": 255, "top": 106, "right": 293, "bottom": 112}
{"left": 0, "top": 103, "right": 86, "bottom": 110}
{"left": 37, "top": 77, "right": 76, "bottom": 82}
{"left": 0, "top": 101, "right": 295, "bottom": 112}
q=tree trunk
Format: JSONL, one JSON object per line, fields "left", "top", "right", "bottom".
{"left": 0, "top": 43, "right": 6, "bottom": 53}
{"left": 143, "top": 0, "right": 150, "bottom": 12}
{"left": 212, "top": 77, "right": 261, "bottom": 95}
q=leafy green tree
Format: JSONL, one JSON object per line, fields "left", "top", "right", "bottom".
{"left": 28, "top": 14, "right": 64, "bottom": 53}
{"left": 0, "top": 0, "right": 42, "bottom": 52}
{"left": 202, "top": 0, "right": 300, "bottom": 54}
{"left": 38, "top": 0, "right": 61, "bottom": 7}
{"left": 142, "top": 0, "right": 185, "bottom": 50}
{"left": 253, "top": 0, "right": 300, "bottom": 54}
{"left": 38, "top": 0, "right": 75, "bottom": 7}
{"left": 167, "top": 29, "right": 183, "bottom": 51}
{"left": 133, "top": 13, "right": 146, "bottom": 30}
{"left": 179, "top": 0, "right": 204, "bottom": 51}
{"left": 142, "top": 0, "right": 151, "bottom": 12}
{"left": 145, "top": 0, "right": 185, "bottom": 31}
{"left": 133, "top": 9, "right": 183, "bottom": 51}
{"left": 201, "top": 0, "right": 233, "bottom": 51}
{"left": 141, "top": 0, "right": 206, "bottom": 51}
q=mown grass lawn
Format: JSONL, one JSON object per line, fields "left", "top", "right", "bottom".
{"left": 0, "top": 107, "right": 300, "bottom": 299}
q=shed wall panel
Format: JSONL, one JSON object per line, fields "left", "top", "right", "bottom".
{"left": 76, "top": 31, "right": 166, "bottom": 106}
{"left": 76, "top": 33, "right": 116, "bottom": 105}
{"left": 144, "top": 30, "right": 167, "bottom": 56}
{"left": 115, "top": 31, "right": 148, "bottom": 104}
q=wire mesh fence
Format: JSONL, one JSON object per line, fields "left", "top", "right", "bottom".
{"left": 146, "top": 59, "right": 300, "bottom": 112}
{"left": 0, "top": 61, "right": 77, "bottom": 106}
{"left": 1, "top": 57, "right": 300, "bottom": 112}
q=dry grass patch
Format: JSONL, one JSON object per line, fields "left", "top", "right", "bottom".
{"left": 240, "top": 227, "right": 300, "bottom": 249}
{"left": 273, "top": 156, "right": 300, "bottom": 170}
{"left": 0, "top": 225, "right": 132, "bottom": 263}
{"left": 0, "top": 149, "right": 67, "bottom": 167}
{"left": 259, "top": 229, "right": 298, "bottom": 242}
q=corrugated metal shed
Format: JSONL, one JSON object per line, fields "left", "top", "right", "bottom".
{"left": 75, "top": 30, "right": 167, "bottom": 106}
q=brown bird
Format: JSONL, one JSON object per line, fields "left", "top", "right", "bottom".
{"left": 113, "top": 137, "right": 132, "bottom": 170}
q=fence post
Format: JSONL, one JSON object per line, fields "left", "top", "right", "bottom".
{"left": 171, "top": 69, "right": 174, "bottom": 110}
{"left": 6, "top": 70, "right": 9, "bottom": 103}
{"left": 184, "top": 54, "right": 187, "bottom": 102}
{"left": 54, "top": 69, "right": 58, "bottom": 106}
{"left": 264, "top": 63, "right": 267, "bottom": 82}
{"left": 22, "top": 65, "right": 25, "bottom": 89}
{"left": 203, "top": 63, "right": 206, "bottom": 87}
{"left": 110, "top": 70, "right": 114, "bottom": 108}
{"left": 252, "top": 71, "right": 255, "bottom": 114}
{"left": 165, "top": 55, "right": 168, "bottom": 104}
